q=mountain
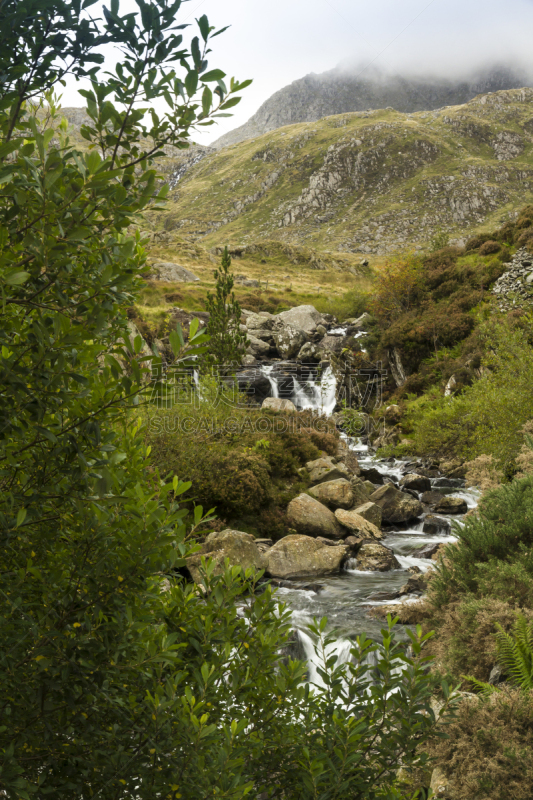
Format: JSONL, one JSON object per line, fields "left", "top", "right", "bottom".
{"left": 211, "top": 65, "right": 529, "bottom": 149}
{"left": 159, "top": 87, "right": 533, "bottom": 256}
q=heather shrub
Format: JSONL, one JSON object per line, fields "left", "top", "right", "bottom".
{"left": 478, "top": 239, "right": 501, "bottom": 255}
{"left": 423, "top": 689, "right": 533, "bottom": 800}
{"left": 424, "top": 596, "right": 532, "bottom": 682}
{"left": 517, "top": 228, "right": 533, "bottom": 246}
{"left": 465, "top": 454, "right": 504, "bottom": 491}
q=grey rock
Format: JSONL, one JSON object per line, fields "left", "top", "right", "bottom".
{"left": 264, "top": 534, "right": 349, "bottom": 579}
{"left": 434, "top": 495, "right": 468, "bottom": 514}
{"left": 353, "top": 541, "right": 400, "bottom": 572}
{"left": 422, "top": 514, "right": 452, "bottom": 536}
{"left": 276, "top": 304, "right": 326, "bottom": 334}
{"left": 400, "top": 473, "right": 431, "bottom": 493}
{"left": 274, "top": 324, "right": 308, "bottom": 359}
{"left": 150, "top": 261, "right": 200, "bottom": 282}
{"left": 287, "top": 493, "right": 346, "bottom": 538}
{"left": 261, "top": 397, "right": 297, "bottom": 412}
{"left": 309, "top": 478, "right": 355, "bottom": 510}
{"left": 369, "top": 484, "right": 423, "bottom": 524}
{"left": 186, "top": 529, "right": 264, "bottom": 583}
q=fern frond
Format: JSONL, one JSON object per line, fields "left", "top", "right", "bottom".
{"left": 495, "top": 615, "right": 533, "bottom": 691}
{"left": 462, "top": 675, "right": 500, "bottom": 697}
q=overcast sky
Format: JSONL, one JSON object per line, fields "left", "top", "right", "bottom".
{"left": 61, "top": 0, "right": 533, "bottom": 144}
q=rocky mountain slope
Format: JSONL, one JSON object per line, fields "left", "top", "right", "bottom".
{"left": 212, "top": 66, "right": 528, "bottom": 149}
{"left": 158, "top": 87, "right": 533, "bottom": 255}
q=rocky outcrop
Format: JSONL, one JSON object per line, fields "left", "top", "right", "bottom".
{"left": 186, "top": 530, "right": 265, "bottom": 583}
{"left": 308, "top": 479, "right": 354, "bottom": 510}
{"left": 287, "top": 493, "right": 346, "bottom": 538}
{"left": 369, "top": 484, "right": 423, "bottom": 523}
{"left": 491, "top": 248, "right": 533, "bottom": 312}
{"left": 264, "top": 534, "right": 349, "bottom": 578}
{"left": 353, "top": 541, "right": 400, "bottom": 572}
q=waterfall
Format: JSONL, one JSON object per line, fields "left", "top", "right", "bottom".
{"left": 258, "top": 364, "right": 338, "bottom": 415}
{"left": 262, "top": 365, "right": 279, "bottom": 399}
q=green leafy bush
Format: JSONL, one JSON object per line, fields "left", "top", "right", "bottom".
{"left": 411, "top": 320, "right": 533, "bottom": 466}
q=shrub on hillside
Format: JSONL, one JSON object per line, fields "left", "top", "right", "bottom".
{"left": 479, "top": 239, "right": 501, "bottom": 255}
{"left": 411, "top": 320, "right": 533, "bottom": 466}
{"left": 424, "top": 596, "right": 532, "bottom": 682}
{"left": 422, "top": 689, "right": 533, "bottom": 800}
{"left": 429, "top": 475, "right": 533, "bottom": 606}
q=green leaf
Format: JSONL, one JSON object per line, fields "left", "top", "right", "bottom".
{"left": 3, "top": 271, "right": 30, "bottom": 286}
{"left": 201, "top": 69, "right": 225, "bottom": 82}
{"left": 197, "top": 14, "right": 210, "bottom": 42}
{"left": 185, "top": 70, "right": 198, "bottom": 97}
{"left": 16, "top": 509, "right": 27, "bottom": 527}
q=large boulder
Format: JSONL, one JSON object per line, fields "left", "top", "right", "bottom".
{"left": 264, "top": 535, "right": 349, "bottom": 579}
{"left": 351, "top": 501, "right": 382, "bottom": 529}
{"left": 245, "top": 311, "right": 276, "bottom": 331}
{"left": 434, "top": 495, "right": 468, "bottom": 514}
{"left": 333, "top": 509, "right": 383, "bottom": 540}
{"left": 421, "top": 490, "right": 445, "bottom": 506}
{"left": 186, "top": 529, "right": 264, "bottom": 583}
{"left": 353, "top": 542, "right": 400, "bottom": 572}
{"left": 246, "top": 334, "right": 270, "bottom": 358}
{"left": 276, "top": 304, "right": 325, "bottom": 335}
{"left": 399, "top": 473, "right": 431, "bottom": 493}
{"left": 309, "top": 478, "right": 354, "bottom": 510}
{"left": 306, "top": 456, "right": 352, "bottom": 485}
{"left": 150, "top": 261, "right": 200, "bottom": 282}
{"left": 274, "top": 324, "right": 308, "bottom": 359}
{"left": 297, "top": 341, "right": 320, "bottom": 362}
{"left": 287, "top": 493, "right": 345, "bottom": 539}
{"left": 369, "top": 484, "right": 423, "bottom": 524}
{"left": 350, "top": 478, "right": 372, "bottom": 507}
{"left": 261, "top": 397, "right": 297, "bottom": 412}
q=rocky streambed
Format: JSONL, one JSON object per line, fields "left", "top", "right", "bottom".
{"left": 188, "top": 330, "right": 479, "bottom": 660}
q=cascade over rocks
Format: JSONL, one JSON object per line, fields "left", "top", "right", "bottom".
{"left": 423, "top": 514, "right": 452, "bottom": 535}
{"left": 264, "top": 535, "right": 349, "bottom": 578}
{"left": 287, "top": 493, "right": 346, "bottom": 538}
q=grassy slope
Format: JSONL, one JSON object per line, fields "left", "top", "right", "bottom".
{"left": 154, "top": 88, "right": 533, "bottom": 257}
